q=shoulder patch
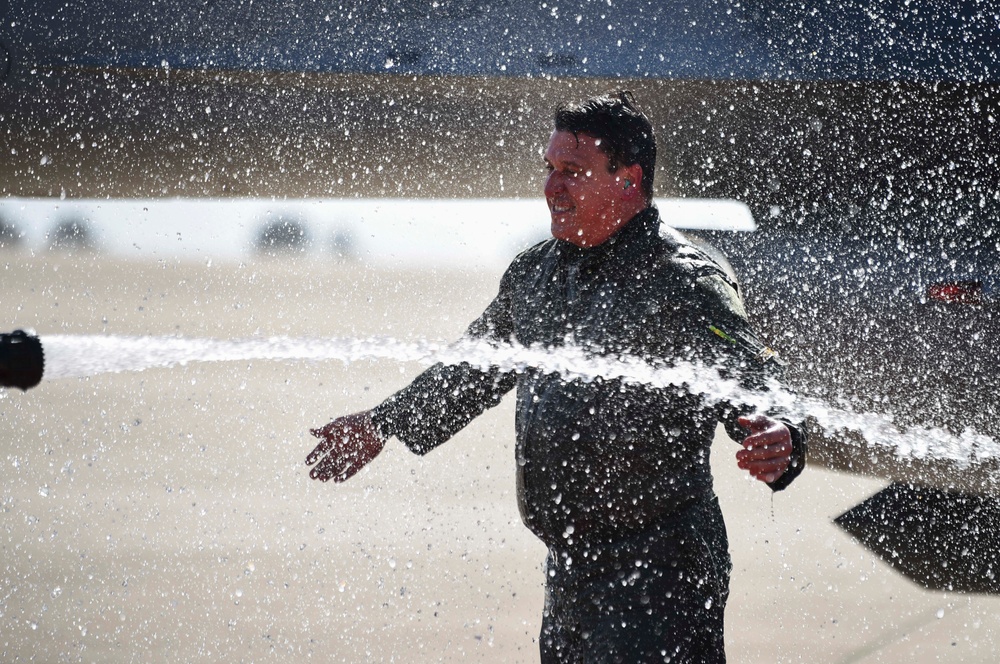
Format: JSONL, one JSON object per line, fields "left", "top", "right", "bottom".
{"left": 708, "top": 323, "right": 782, "bottom": 365}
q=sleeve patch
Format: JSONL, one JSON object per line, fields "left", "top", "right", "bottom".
{"left": 709, "top": 324, "right": 736, "bottom": 344}
{"left": 709, "top": 323, "right": 780, "bottom": 364}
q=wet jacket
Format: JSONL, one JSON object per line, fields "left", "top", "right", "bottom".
{"left": 371, "top": 207, "right": 806, "bottom": 549}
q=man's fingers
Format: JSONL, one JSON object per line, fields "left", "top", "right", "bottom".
{"left": 306, "top": 428, "right": 363, "bottom": 479}
{"left": 739, "top": 455, "right": 789, "bottom": 473}
{"left": 738, "top": 456, "right": 791, "bottom": 484}
{"left": 306, "top": 412, "right": 383, "bottom": 483}
{"left": 310, "top": 456, "right": 361, "bottom": 483}
{"left": 306, "top": 423, "right": 352, "bottom": 465}
{"left": 310, "top": 455, "right": 346, "bottom": 482}
{"left": 334, "top": 462, "right": 362, "bottom": 483}
{"left": 305, "top": 444, "right": 324, "bottom": 466}
{"left": 740, "top": 416, "right": 791, "bottom": 449}
{"left": 737, "top": 413, "right": 772, "bottom": 433}
{"left": 753, "top": 469, "right": 787, "bottom": 484}
{"left": 741, "top": 432, "right": 770, "bottom": 450}
{"left": 310, "top": 423, "right": 337, "bottom": 439}
{"left": 738, "top": 426, "right": 791, "bottom": 477}
{"left": 741, "top": 431, "right": 790, "bottom": 454}
{"left": 735, "top": 414, "right": 793, "bottom": 484}
{"left": 737, "top": 439, "right": 791, "bottom": 461}
{"left": 305, "top": 435, "right": 335, "bottom": 465}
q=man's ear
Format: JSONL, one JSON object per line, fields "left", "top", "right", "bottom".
{"left": 621, "top": 164, "right": 643, "bottom": 198}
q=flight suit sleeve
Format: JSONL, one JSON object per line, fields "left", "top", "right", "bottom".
{"left": 369, "top": 262, "right": 520, "bottom": 455}
{"left": 687, "top": 271, "right": 808, "bottom": 491}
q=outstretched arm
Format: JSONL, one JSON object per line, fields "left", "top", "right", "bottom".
{"left": 306, "top": 411, "right": 386, "bottom": 482}
{"left": 305, "top": 252, "right": 525, "bottom": 477}
{"left": 360, "top": 253, "right": 525, "bottom": 456}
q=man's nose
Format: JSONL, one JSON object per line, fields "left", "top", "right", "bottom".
{"left": 544, "top": 171, "right": 564, "bottom": 197}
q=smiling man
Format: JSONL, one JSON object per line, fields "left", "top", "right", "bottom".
{"left": 545, "top": 131, "right": 640, "bottom": 247}
{"left": 307, "top": 91, "right": 807, "bottom": 663}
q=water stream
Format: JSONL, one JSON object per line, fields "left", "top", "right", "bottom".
{"left": 37, "top": 333, "right": 1000, "bottom": 468}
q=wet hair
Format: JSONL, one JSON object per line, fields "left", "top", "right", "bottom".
{"left": 553, "top": 90, "right": 656, "bottom": 199}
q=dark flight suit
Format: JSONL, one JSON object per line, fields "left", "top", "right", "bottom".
{"left": 371, "top": 206, "right": 806, "bottom": 662}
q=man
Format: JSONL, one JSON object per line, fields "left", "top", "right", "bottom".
{"left": 306, "top": 91, "right": 806, "bottom": 662}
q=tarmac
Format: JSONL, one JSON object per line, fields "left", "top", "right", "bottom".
{"left": 2, "top": 253, "right": 999, "bottom": 662}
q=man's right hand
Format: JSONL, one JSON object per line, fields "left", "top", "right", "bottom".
{"left": 306, "top": 411, "right": 386, "bottom": 482}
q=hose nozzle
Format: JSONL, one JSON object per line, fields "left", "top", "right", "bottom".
{"left": 0, "top": 330, "right": 44, "bottom": 390}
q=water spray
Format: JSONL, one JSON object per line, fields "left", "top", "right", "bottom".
{"left": 0, "top": 330, "right": 44, "bottom": 391}
{"left": 5, "top": 330, "right": 997, "bottom": 486}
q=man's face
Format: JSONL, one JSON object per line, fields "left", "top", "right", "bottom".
{"left": 543, "top": 130, "right": 635, "bottom": 248}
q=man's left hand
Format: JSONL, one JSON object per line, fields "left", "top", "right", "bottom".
{"left": 736, "top": 414, "right": 792, "bottom": 484}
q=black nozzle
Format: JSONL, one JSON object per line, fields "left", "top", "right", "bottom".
{"left": 0, "top": 330, "right": 44, "bottom": 390}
